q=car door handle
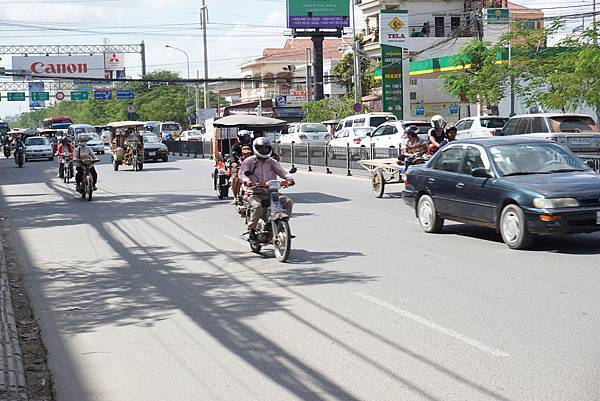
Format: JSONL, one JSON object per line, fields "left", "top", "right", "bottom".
{"left": 456, "top": 183, "right": 465, "bottom": 189}
{"left": 428, "top": 178, "right": 435, "bottom": 183}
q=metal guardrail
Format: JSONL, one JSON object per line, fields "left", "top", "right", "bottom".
{"left": 164, "top": 140, "right": 600, "bottom": 175}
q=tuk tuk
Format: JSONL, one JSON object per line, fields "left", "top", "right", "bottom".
{"left": 108, "top": 121, "right": 145, "bottom": 172}
{"left": 211, "top": 115, "right": 287, "bottom": 199}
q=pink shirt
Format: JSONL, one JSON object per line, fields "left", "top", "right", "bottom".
{"left": 239, "top": 156, "right": 292, "bottom": 194}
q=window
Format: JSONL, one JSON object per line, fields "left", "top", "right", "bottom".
{"left": 300, "top": 123, "right": 327, "bottom": 133}
{"left": 548, "top": 116, "right": 599, "bottom": 133}
{"left": 530, "top": 117, "right": 548, "bottom": 133}
{"left": 462, "top": 147, "right": 486, "bottom": 175}
{"left": 502, "top": 118, "right": 519, "bottom": 135}
{"left": 431, "top": 146, "right": 466, "bottom": 173}
{"left": 451, "top": 17, "right": 461, "bottom": 33}
{"left": 353, "top": 118, "right": 366, "bottom": 127}
{"left": 516, "top": 118, "right": 532, "bottom": 134}
{"left": 410, "top": 92, "right": 417, "bottom": 100}
{"left": 456, "top": 120, "right": 474, "bottom": 131}
{"left": 435, "top": 17, "right": 445, "bottom": 37}
{"left": 410, "top": 79, "right": 418, "bottom": 86}
{"left": 368, "top": 117, "right": 390, "bottom": 128}
{"left": 480, "top": 118, "right": 509, "bottom": 129}
{"left": 345, "top": 119, "right": 354, "bottom": 127}
{"left": 371, "top": 126, "right": 387, "bottom": 137}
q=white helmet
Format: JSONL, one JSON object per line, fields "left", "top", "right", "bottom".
{"left": 253, "top": 137, "right": 273, "bottom": 159}
{"left": 431, "top": 115, "right": 445, "bottom": 129}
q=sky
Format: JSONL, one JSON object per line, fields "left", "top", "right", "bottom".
{"left": 0, "top": 0, "right": 594, "bottom": 118}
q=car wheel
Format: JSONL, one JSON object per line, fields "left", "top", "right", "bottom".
{"left": 162, "top": 157, "right": 168, "bottom": 162}
{"left": 417, "top": 195, "right": 444, "bottom": 233}
{"left": 499, "top": 204, "right": 534, "bottom": 250}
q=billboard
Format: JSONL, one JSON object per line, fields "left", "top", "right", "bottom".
{"left": 105, "top": 52, "right": 125, "bottom": 71}
{"left": 28, "top": 81, "right": 45, "bottom": 109}
{"left": 379, "top": 10, "right": 409, "bottom": 120}
{"left": 12, "top": 55, "right": 105, "bottom": 80}
{"left": 380, "top": 9, "right": 409, "bottom": 47}
{"left": 287, "top": 0, "right": 350, "bottom": 29}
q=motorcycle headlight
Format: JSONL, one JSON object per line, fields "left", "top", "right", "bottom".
{"left": 533, "top": 197, "right": 579, "bottom": 209}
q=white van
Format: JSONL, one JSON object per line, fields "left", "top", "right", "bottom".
{"left": 336, "top": 113, "right": 397, "bottom": 133}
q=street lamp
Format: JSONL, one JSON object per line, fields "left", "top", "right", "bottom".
{"left": 165, "top": 44, "right": 191, "bottom": 99}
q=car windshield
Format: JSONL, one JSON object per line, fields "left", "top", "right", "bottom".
{"left": 88, "top": 133, "right": 100, "bottom": 141}
{"left": 144, "top": 135, "right": 160, "bottom": 143}
{"left": 25, "top": 138, "right": 47, "bottom": 146}
{"left": 300, "top": 124, "right": 327, "bottom": 133}
{"left": 548, "top": 116, "right": 599, "bottom": 133}
{"left": 490, "top": 143, "right": 587, "bottom": 176}
{"left": 369, "top": 116, "right": 395, "bottom": 128}
{"left": 352, "top": 128, "right": 373, "bottom": 137}
{"left": 74, "top": 127, "right": 95, "bottom": 134}
{"left": 162, "top": 124, "right": 180, "bottom": 132}
{"left": 480, "top": 118, "right": 509, "bottom": 128}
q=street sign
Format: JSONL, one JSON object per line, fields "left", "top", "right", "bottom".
{"left": 487, "top": 8, "right": 509, "bottom": 24}
{"left": 70, "top": 91, "right": 88, "bottom": 101}
{"left": 116, "top": 90, "right": 135, "bottom": 100}
{"left": 94, "top": 90, "right": 112, "bottom": 100}
{"left": 31, "top": 92, "right": 50, "bottom": 101}
{"left": 55, "top": 91, "right": 66, "bottom": 101}
{"left": 380, "top": 10, "right": 408, "bottom": 120}
{"left": 127, "top": 104, "right": 135, "bottom": 113}
{"left": 7, "top": 92, "right": 26, "bottom": 101}
{"left": 449, "top": 104, "right": 459, "bottom": 114}
{"left": 415, "top": 105, "right": 425, "bottom": 116}
{"left": 353, "top": 102, "right": 363, "bottom": 113}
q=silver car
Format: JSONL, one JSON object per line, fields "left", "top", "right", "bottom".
{"left": 25, "top": 136, "right": 54, "bottom": 161}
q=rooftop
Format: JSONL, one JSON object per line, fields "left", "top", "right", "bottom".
{"left": 249, "top": 38, "right": 350, "bottom": 64}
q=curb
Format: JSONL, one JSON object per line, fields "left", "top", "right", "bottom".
{"left": 0, "top": 228, "right": 27, "bottom": 401}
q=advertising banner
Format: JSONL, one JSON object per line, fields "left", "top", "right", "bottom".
{"left": 287, "top": 0, "right": 350, "bottom": 29}
{"left": 380, "top": 10, "right": 409, "bottom": 120}
{"left": 12, "top": 55, "right": 105, "bottom": 80}
{"left": 104, "top": 52, "right": 125, "bottom": 71}
{"left": 28, "top": 81, "right": 46, "bottom": 108}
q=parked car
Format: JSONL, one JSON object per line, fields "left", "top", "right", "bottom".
{"left": 328, "top": 127, "right": 374, "bottom": 148}
{"left": 86, "top": 133, "right": 105, "bottom": 154}
{"left": 335, "top": 113, "right": 397, "bottom": 134}
{"left": 178, "top": 130, "right": 203, "bottom": 141}
{"left": 498, "top": 113, "right": 600, "bottom": 154}
{"left": 455, "top": 116, "right": 509, "bottom": 139}
{"left": 24, "top": 136, "right": 54, "bottom": 161}
{"left": 361, "top": 120, "right": 430, "bottom": 149}
{"left": 143, "top": 134, "right": 169, "bottom": 162}
{"left": 278, "top": 123, "right": 330, "bottom": 146}
{"left": 403, "top": 136, "right": 600, "bottom": 249}
{"left": 159, "top": 122, "right": 182, "bottom": 141}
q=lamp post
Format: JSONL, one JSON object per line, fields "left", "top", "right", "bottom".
{"left": 165, "top": 45, "right": 191, "bottom": 100}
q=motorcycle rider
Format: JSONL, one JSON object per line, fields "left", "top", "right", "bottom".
{"left": 12, "top": 133, "right": 24, "bottom": 158}
{"left": 74, "top": 134, "right": 99, "bottom": 191}
{"left": 57, "top": 137, "right": 74, "bottom": 178}
{"left": 428, "top": 115, "right": 446, "bottom": 155}
{"left": 439, "top": 124, "right": 458, "bottom": 149}
{"left": 399, "top": 125, "right": 427, "bottom": 170}
{"left": 1, "top": 135, "right": 10, "bottom": 157}
{"left": 230, "top": 130, "right": 253, "bottom": 204}
{"left": 239, "top": 137, "right": 295, "bottom": 244}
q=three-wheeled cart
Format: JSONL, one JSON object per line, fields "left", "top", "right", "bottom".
{"left": 359, "top": 158, "right": 406, "bottom": 198}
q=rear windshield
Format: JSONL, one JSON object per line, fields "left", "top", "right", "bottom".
{"left": 161, "top": 123, "right": 181, "bottom": 132}
{"left": 480, "top": 118, "right": 509, "bottom": 128}
{"left": 369, "top": 116, "right": 396, "bottom": 128}
{"left": 300, "top": 123, "right": 327, "bottom": 133}
{"left": 548, "top": 116, "right": 599, "bottom": 133}
{"left": 144, "top": 135, "right": 160, "bottom": 143}
{"left": 73, "top": 126, "right": 95, "bottom": 134}
{"left": 88, "top": 133, "right": 100, "bottom": 141}
{"left": 25, "top": 138, "right": 47, "bottom": 146}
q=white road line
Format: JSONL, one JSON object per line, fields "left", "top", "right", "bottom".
{"left": 355, "top": 292, "right": 509, "bottom": 357}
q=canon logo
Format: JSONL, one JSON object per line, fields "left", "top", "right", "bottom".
{"left": 30, "top": 62, "right": 88, "bottom": 75}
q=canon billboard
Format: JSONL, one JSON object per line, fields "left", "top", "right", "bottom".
{"left": 11, "top": 55, "right": 105, "bottom": 79}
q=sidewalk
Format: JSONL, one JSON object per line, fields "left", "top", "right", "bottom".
{"left": 0, "top": 227, "right": 27, "bottom": 401}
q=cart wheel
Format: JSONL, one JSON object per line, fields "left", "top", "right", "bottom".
{"left": 371, "top": 169, "right": 385, "bottom": 198}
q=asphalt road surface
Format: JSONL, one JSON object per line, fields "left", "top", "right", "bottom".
{"left": 1, "top": 154, "right": 599, "bottom": 401}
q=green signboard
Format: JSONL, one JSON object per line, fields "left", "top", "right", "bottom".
{"left": 381, "top": 45, "right": 405, "bottom": 119}
{"left": 487, "top": 8, "right": 509, "bottom": 24}
{"left": 71, "top": 91, "right": 89, "bottom": 101}
{"left": 7, "top": 92, "right": 26, "bottom": 102}
{"left": 31, "top": 92, "right": 50, "bottom": 101}
{"left": 287, "top": 0, "right": 350, "bottom": 29}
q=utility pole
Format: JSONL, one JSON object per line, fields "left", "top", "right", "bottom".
{"left": 351, "top": 0, "right": 362, "bottom": 106}
{"left": 312, "top": 35, "right": 325, "bottom": 100}
{"left": 594, "top": 0, "right": 598, "bottom": 45}
{"left": 508, "top": 9, "right": 515, "bottom": 117}
{"left": 305, "top": 48, "right": 312, "bottom": 103}
{"left": 195, "top": 70, "right": 200, "bottom": 123}
{"left": 201, "top": 0, "right": 210, "bottom": 109}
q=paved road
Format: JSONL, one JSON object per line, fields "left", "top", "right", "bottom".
{"left": 1, "top": 154, "right": 599, "bottom": 401}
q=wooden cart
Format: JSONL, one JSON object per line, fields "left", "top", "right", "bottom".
{"left": 359, "top": 158, "right": 406, "bottom": 198}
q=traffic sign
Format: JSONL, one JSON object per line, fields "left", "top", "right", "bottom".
{"left": 127, "top": 104, "right": 135, "bottom": 113}
{"left": 449, "top": 104, "right": 459, "bottom": 114}
{"left": 415, "top": 105, "right": 425, "bottom": 116}
{"left": 70, "top": 91, "right": 88, "bottom": 101}
{"left": 7, "top": 92, "right": 26, "bottom": 102}
{"left": 31, "top": 92, "right": 50, "bottom": 101}
{"left": 55, "top": 91, "right": 66, "bottom": 101}
{"left": 117, "top": 90, "right": 135, "bottom": 100}
{"left": 353, "top": 102, "right": 363, "bottom": 113}
{"left": 94, "top": 90, "right": 112, "bottom": 100}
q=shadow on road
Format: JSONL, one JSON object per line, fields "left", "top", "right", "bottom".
{"left": 289, "top": 192, "right": 350, "bottom": 204}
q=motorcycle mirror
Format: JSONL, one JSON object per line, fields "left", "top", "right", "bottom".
{"left": 289, "top": 167, "right": 297, "bottom": 174}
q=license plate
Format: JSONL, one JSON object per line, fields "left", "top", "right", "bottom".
{"left": 597, "top": 211, "right": 600, "bottom": 225}
{"left": 312, "top": 135, "right": 319, "bottom": 140}
{"left": 148, "top": 152, "right": 156, "bottom": 156}
{"left": 570, "top": 138, "right": 591, "bottom": 145}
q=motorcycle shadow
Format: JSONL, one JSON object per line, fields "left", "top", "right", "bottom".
{"left": 284, "top": 249, "right": 364, "bottom": 265}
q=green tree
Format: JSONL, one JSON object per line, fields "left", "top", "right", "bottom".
{"left": 302, "top": 95, "right": 356, "bottom": 122}
{"left": 332, "top": 35, "right": 376, "bottom": 95}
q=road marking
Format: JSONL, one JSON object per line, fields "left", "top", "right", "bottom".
{"left": 355, "top": 292, "right": 509, "bottom": 357}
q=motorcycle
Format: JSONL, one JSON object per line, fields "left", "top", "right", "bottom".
{"left": 76, "top": 160, "right": 98, "bottom": 201}
{"left": 3, "top": 144, "right": 10, "bottom": 159}
{"left": 14, "top": 144, "right": 25, "bottom": 168}
{"left": 59, "top": 152, "right": 74, "bottom": 183}
{"left": 240, "top": 169, "right": 296, "bottom": 262}
{"left": 212, "top": 158, "right": 231, "bottom": 200}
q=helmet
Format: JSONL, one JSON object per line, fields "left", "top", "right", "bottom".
{"left": 77, "top": 134, "right": 92, "bottom": 145}
{"left": 445, "top": 123, "right": 457, "bottom": 133}
{"left": 405, "top": 125, "right": 420, "bottom": 136}
{"left": 238, "top": 130, "right": 252, "bottom": 145}
{"left": 253, "top": 137, "right": 273, "bottom": 159}
{"left": 431, "top": 115, "right": 445, "bottom": 129}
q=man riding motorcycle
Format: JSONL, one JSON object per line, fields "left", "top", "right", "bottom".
{"left": 57, "top": 137, "right": 74, "bottom": 178}
{"left": 239, "top": 137, "right": 295, "bottom": 243}
{"left": 74, "top": 135, "right": 99, "bottom": 191}
{"left": 230, "top": 130, "right": 253, "bottom": 204}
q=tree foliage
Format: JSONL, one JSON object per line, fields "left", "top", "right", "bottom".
{"left": 332, "top": 34, "right": 376, "bottom": 95}
{"left": 302, "top": 95, "right": 357, "bottom": 122}
{"left": 14, "top": 70, "right": 227, "bottom": 128}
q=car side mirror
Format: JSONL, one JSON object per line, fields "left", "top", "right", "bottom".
{"left": 472, "top": 168, "right": 493, "bottom": 178}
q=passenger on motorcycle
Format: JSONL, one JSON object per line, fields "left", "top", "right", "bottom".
{"left": 230, "top": 130, "right": 253, "bottom": 204}
{"left": 399, "top": 125, "right": 427, "bottom": 170}
{"left": 57, "top": 137, "right": 74, "bottom": 178}
{"left": 428, "top": 115, "right": 446, "bottom": 155}
{"left": 12, "top": 133, "right": 24, "bottom": 158}
{"left": 439, "top": 124, "right": 457, "bottom": 149}
{"left": 239, "top": 137, "right": 295, "bottom": 243}
{"left": 74, "top": 135, "right": 99, "bottom": 191}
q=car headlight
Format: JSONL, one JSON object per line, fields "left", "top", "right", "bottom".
{"left": 533, "top": 197, "right": 579, "bottom": 208}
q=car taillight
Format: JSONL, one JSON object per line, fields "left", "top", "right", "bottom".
{"left": 354, "top": 138, "right": 362, "bottom": 144}
{"left": 490, "top": 130, "right": 497, "bottom": 136}
{"left": 299, "top": 134, "right": 308, "bottom": 139}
